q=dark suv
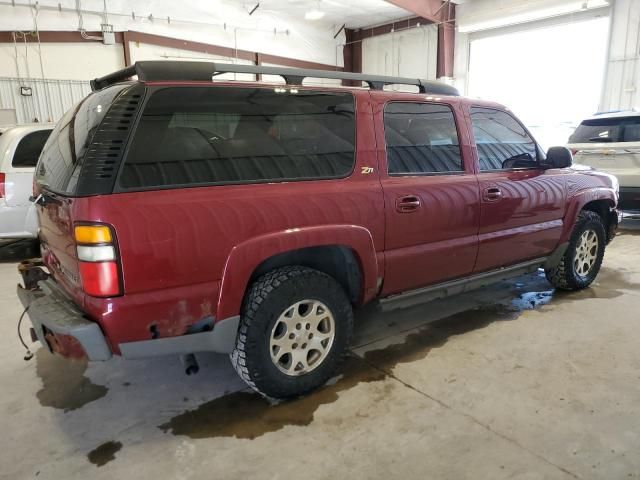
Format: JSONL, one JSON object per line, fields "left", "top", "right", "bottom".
{"left": 18, "top": 62, "right": 620, "bottom": 399}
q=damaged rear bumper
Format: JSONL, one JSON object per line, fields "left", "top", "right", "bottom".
{"left": 17, "top": 276, "right": 113, "bottom": 361}
{"left": 17, "top": 261, "right": 240, "bottom": 361}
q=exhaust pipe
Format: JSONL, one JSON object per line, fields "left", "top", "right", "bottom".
{"left": 180, "top": 353, "right": 199, "bottom": 375}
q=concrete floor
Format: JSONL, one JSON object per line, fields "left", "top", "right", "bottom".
{"left": 1, "top": 221, "right": 640, "bottom": 480}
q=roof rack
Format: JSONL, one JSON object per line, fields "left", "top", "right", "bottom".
{"left": 90, "top": 61, "right": 459, "bottom": 96}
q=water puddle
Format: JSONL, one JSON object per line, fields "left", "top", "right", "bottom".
{"left": 159, "top": 356, "right": 383, "bottom": 439}
{"left": 159, "top": 305, "right": 518, "bottom": 440}
{"left": 35, "top": 349, "right": 108, "bottom": 412}
{"left": 159, "top": 265, "right": 640, "bottom": 441}
{"left": 87, "top": 441, "right": 122, "bottom": 467}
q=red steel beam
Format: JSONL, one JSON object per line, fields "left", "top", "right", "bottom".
{"left": 0, "top": 30, "right": 342, "bottom": 72}
{"left": 384, "top": 0, "right": 448, "bottom": 23}
{"left": 382, "top": 0, "right": 456, "bottom": 78}
{"left": 436, "top": 2, "right": 455, "bottom": 78}
{"left": 120, "top": 31, "right": 343, "bottom": 71}
{"left": 0, "top": 30, "right": 123, "bottom": 43}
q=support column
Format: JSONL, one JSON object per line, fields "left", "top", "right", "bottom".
{"left": 437, "top": 3, "right": 455, "bottom": 79}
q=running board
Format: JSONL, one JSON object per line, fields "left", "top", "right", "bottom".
{"left": 379, "top": 257, "right": 547, "bottom": 311}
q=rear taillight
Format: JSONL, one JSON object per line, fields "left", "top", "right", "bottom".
{"left": 74, "top": 224, "right": 122, "bottom": 297}
{"left": 0, "top": 173, "right": 5, "bottom": 198}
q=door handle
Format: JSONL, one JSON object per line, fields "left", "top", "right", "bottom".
{"left": 483, "top": 187, "right": 503, "bottom": 202}
{"left": 396, "top": 195, "right": 421, "bottom": 213}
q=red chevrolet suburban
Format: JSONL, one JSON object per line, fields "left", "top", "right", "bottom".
{"left": 17, "top": 62, "right": 619, "bottom": 399}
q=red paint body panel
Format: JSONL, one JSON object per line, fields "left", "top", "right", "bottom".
{"left": 371, "top": 91, "right": 482, "bottom": 295}
{"left": 474, "top": 169, "right": 567, "bottom": 271}
{"left": 34, "top": 81, "right": 620, "bottom": 356}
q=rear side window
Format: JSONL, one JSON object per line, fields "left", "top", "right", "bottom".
{"left": 35, "top": 84, "right": 130, "bottom": 194}
{"left": 384, "top": 102, "right": 463, "bottom": 175}
{"left": 13, "top": 129, "right": 51, "bottom": 167}
{"left": 569, "top": 116, "right": 640, "bottom": 143}
{"left": 470, "top": 107, "right": 538, "bottom": 170}
{"left": 119, "top": 87, "right": 356, "bottom": 189}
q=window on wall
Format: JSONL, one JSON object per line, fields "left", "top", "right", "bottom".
{"left": 470, "top": 107, "right": 538, "bottom": 170}
{"left": 384, "top": 102, "right": 463, "bottom": 175}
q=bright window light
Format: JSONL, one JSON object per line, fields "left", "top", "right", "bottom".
{"left": 467, "top": 16, "right": 610, "bottom": 148}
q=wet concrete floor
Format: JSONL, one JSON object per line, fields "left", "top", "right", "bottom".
{"left": 1, "top": 220, "right": 640, "bottom": 479}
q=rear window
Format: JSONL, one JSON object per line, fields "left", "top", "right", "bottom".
{"left": 384, "top": 102, "right": 463, "bottom": 174}
{"left": 35, "top": 84, "right": 130, "bottom": 194}
{"left": 13, "top": 129, "right": 51, "bottom": 167}
{"left": 119, "top": 87, "right": 355, "bottom": 190}
{"left": 569, "top": 116, "right": 640, "bottom": 143}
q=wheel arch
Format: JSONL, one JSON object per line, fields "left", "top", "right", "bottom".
{"left": 215, "top": 225, "right": 379, "bottom": 322}
{"left": 561, "top": 189, "right": 617, "bottom": 244}
{"left": 249, "top": 245, "right": 363, "bottom": 304}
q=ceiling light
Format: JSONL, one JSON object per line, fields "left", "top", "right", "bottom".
{"left": 305, "top": 9, "right": 325, "bottom": 20}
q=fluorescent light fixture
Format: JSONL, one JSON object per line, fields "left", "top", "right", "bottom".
{"left": 305, "top": 9, "right": 325, "bottom": 20}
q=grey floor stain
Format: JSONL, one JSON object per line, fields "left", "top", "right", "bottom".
{"left": 35, "top": 349, "right": 108, "bottom": 412}
{"left": 87, "top": 441, "right": 122, "bottom": 467}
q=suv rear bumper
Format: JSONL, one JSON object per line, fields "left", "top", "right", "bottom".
{"left": 17, "top": 261, "right": 240, "bottom": 361}
{"left": 17, "top": 279, "right": 113, "bottom": 361}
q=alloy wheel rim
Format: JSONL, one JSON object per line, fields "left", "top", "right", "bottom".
{"left": 269, "top": 299, "right": 336, "bottom": 376}
{"left": 574, "top": 229, "right": 599, "bottom": 277}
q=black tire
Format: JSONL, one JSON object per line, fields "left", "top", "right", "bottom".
{"left": 545, "top": 210, "right": 606, "bottom": 291}
{"left": 230, "top": 266, "right": 353, "bottom": 399}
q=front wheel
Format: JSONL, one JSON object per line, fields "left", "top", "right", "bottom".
{"left": 545, "top": 210, "right": 606, "bottom": 291}
{"left": 230, "top": 266, "right": 353, "bottom": 399}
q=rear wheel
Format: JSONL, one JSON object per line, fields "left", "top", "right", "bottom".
{"left": 230, "top": 266, "right": 353, "bottom": 399}
{"left": 545, "top": 210, "right": 606, "bottom": 290}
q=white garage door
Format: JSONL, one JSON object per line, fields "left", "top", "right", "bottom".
{"left": 467, "top": 14, "right": 610, "bottom": 149}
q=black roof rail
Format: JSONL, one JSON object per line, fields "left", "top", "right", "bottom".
{"left": 90, "top": 61, "right": 459, "bottom": 96}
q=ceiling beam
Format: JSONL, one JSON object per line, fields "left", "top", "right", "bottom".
{"left": 384, "top": 0, "right": 449, "bottom": 23}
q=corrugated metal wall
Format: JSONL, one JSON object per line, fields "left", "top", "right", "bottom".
{"left": 600, "top": 0, "right": 640, "bottom": 111}
{"left": 0, "top": 77, "right": 90, "bottom": 124}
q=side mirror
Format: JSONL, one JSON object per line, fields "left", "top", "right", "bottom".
{"left": 544, "top": 146, "right": 573, "bottom": 169}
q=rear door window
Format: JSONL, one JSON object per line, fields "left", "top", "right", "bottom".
{"left": 119, "top": 87, "right": 356, "bottom": 190}
{"left": 568, "top": 116, "right": 640, "bottom": 143}
{"left": 12, "top": 129, "right": 52, "bottom": 167}
{"left": 569, "top": 118, "right": 623, "bottom": 143}
{"left": 470, "top": 107, "right": 538, "bottom": 170}
{"left": 35, "top": 84, "right": 130, "bottom": 194}
{"left": 383, "top": 102, "right": 464, "bottom": 175}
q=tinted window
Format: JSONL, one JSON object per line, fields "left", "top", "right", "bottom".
{"left": 470, "top": 107, "right": 538, "bottom": 170}
{"left": 35, "top": 84, "right": 130, "bottom": 194}
{"left": 622, "top": 120, "right": 640, "bottom": 142}
{"left": 120, "top": 87, "right": 355, "bottom": 189}
{"left": 569, "top": 116, "right": 640, "bottom": 143}
{"left": 13, "top": 129, "right": 51, "bottom": 167}
{"left": 384, "top": 102, "right": 463, "bottom": 174}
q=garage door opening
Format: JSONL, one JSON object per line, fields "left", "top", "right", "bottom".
{"left": 467, "top": 15, "right": 610, "bottom": 149}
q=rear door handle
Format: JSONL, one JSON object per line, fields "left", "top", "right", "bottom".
{"left": 483, "top": 187, "right": 503, "bottom": 202}
{"left": 396, "top": 195, "right": 421, "bottom": 213}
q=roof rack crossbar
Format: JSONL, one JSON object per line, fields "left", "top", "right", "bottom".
{"left": 90, "top": 61, "right": 459, "bottom": 96}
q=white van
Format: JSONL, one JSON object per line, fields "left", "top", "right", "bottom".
{"left": 0, "top": 124, "right": 53, "bottom": 238}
